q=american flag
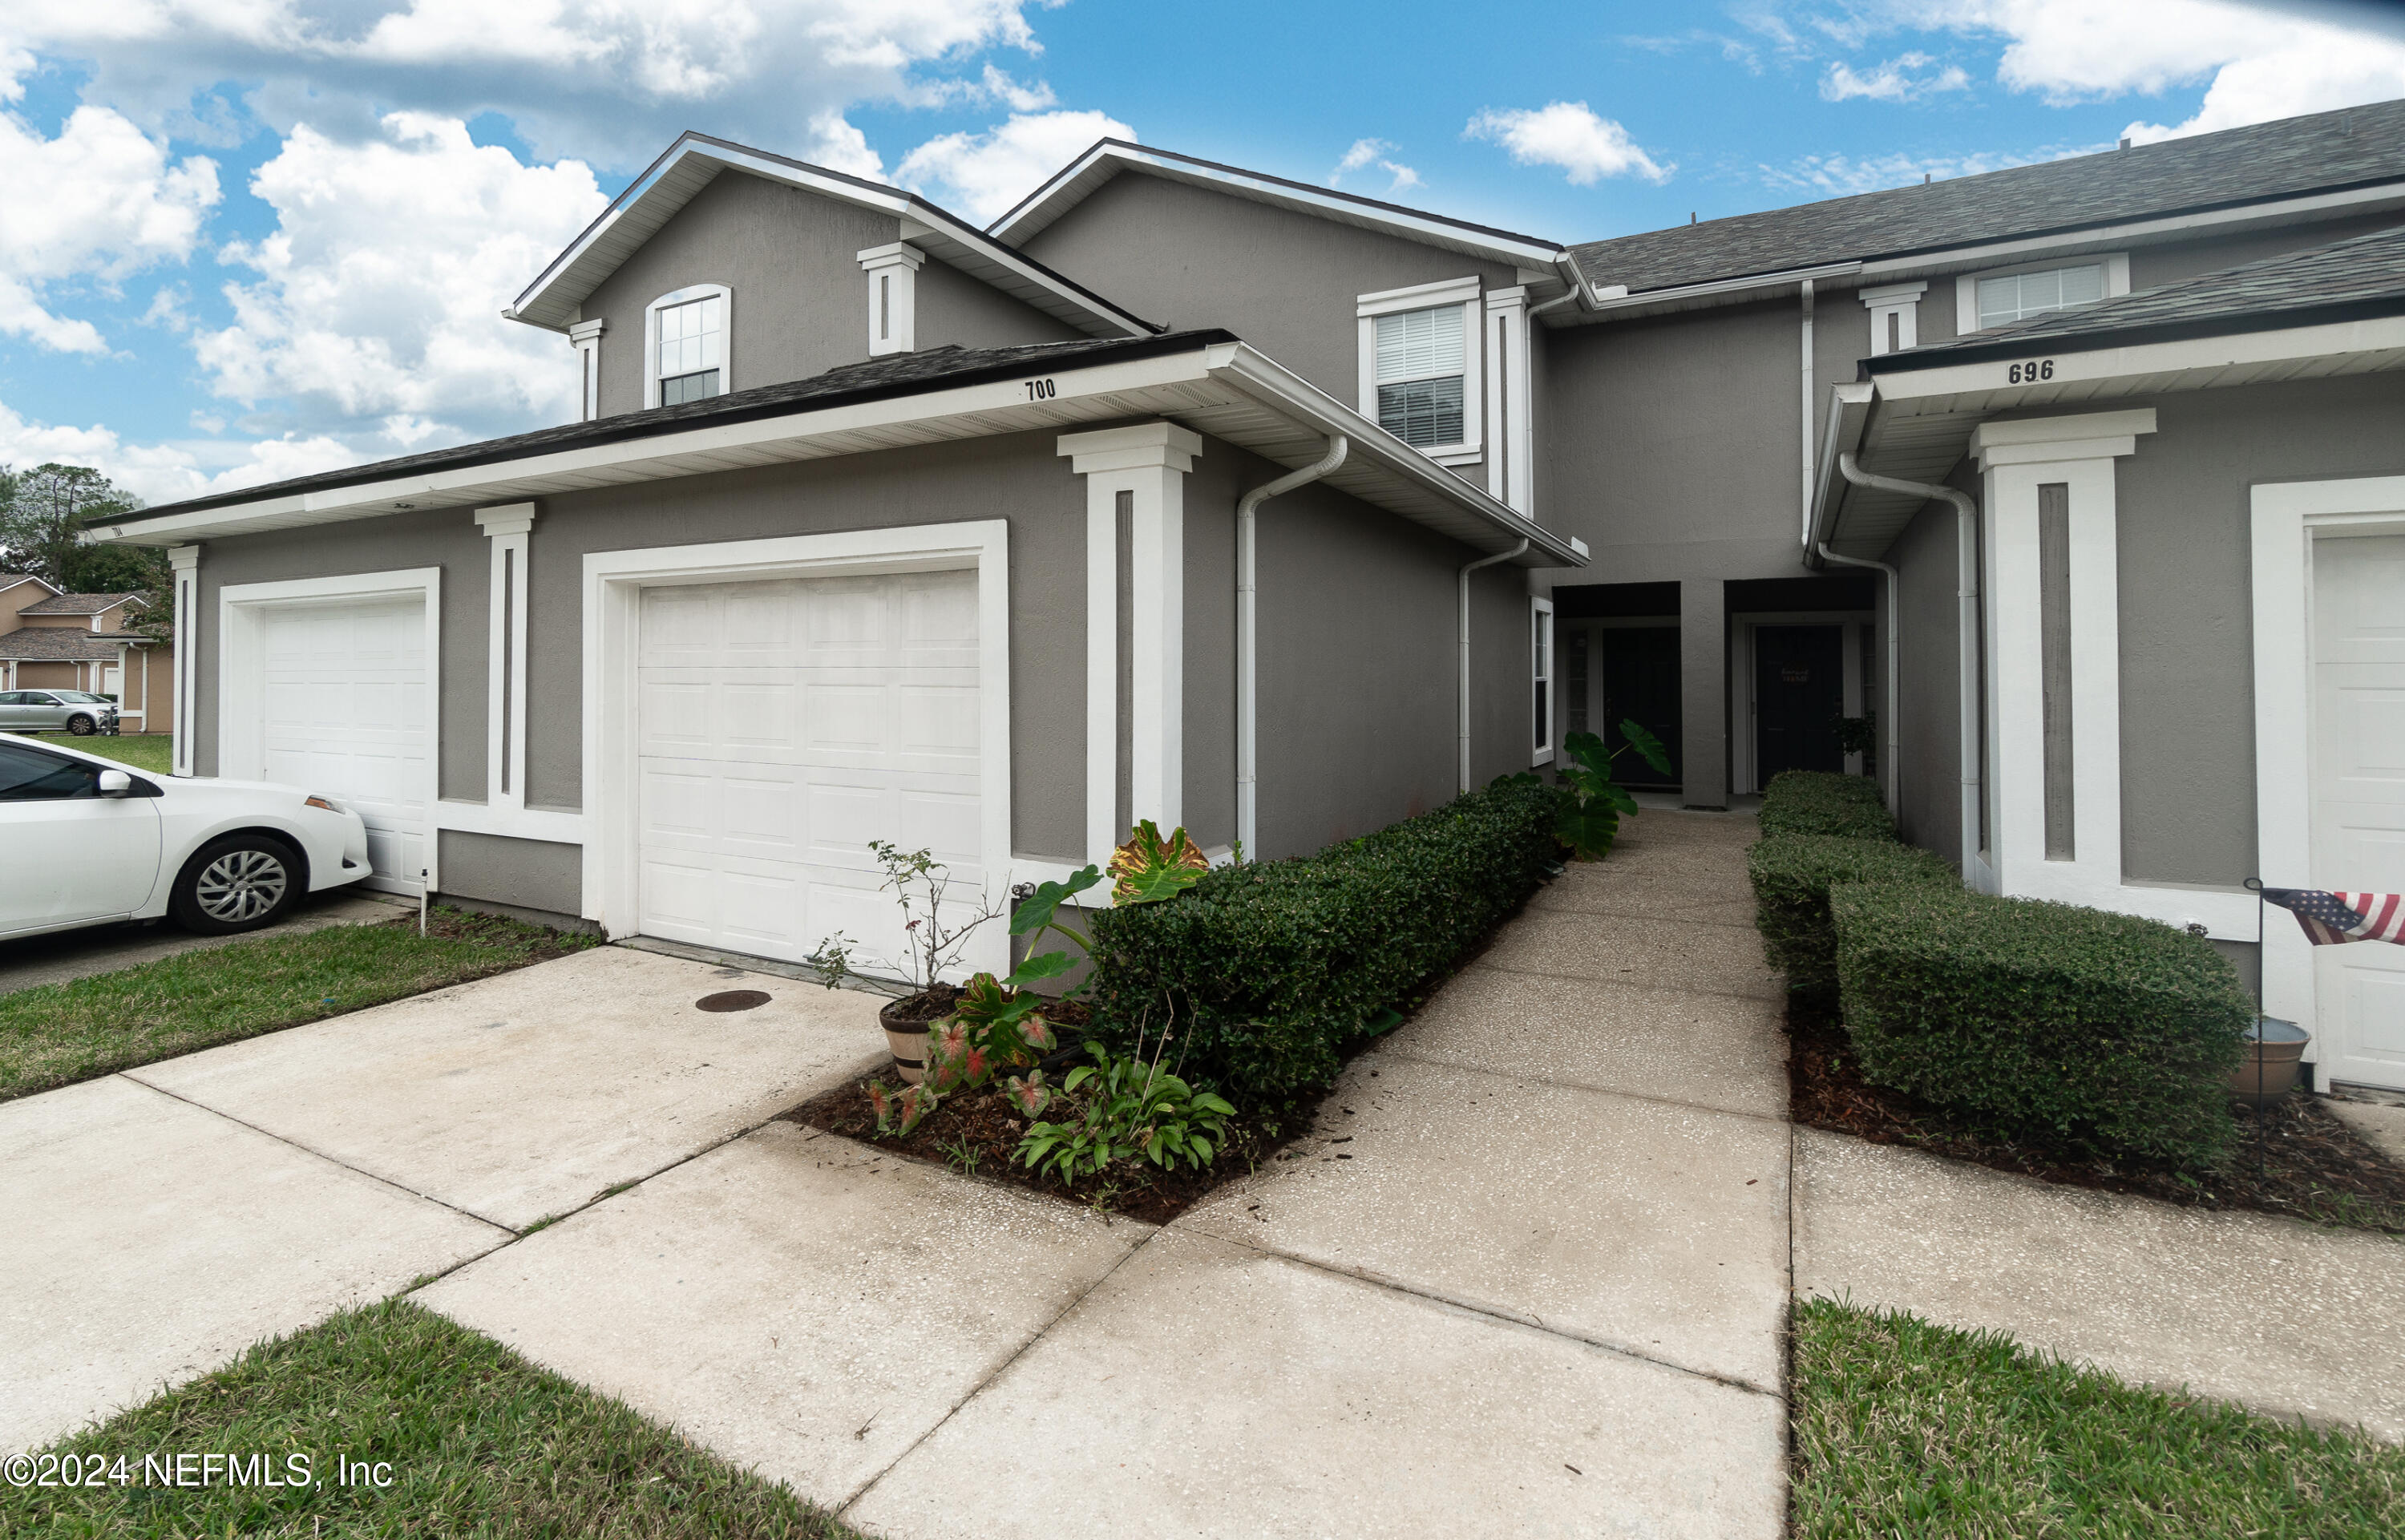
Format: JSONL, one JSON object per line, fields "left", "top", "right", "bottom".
{"left": 2261, "top": 889, "right": 2405, "bottom": 947}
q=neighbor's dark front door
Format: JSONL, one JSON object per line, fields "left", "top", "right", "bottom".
{"left": 1755, "top": 624, "right": 1845, "bottom": 780}
{"left": 1599, "top": 626, "right": 1681, "bottom": 788}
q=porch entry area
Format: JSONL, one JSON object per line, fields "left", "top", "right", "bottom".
{"left": 1554, "top": 582, "right": 1680, "bottom": 791}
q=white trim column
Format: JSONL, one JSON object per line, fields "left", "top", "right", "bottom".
{"left": 1059, "top": 422, "right": 1202, "bottom": 859}
{"left": 857, "top": 243, "right": 924, "bottom": 356}
{"left": 168, "top": 544, "right": 200, "bottom": 776}
{"left": 1484, "top": 286, "right": 1532, "bottom": 515}
{"left": 569, "top": 321, "right": 604, "bottom": 422}
{"left": 475, "top": 502, "right": 538, "bottom": 810}
{"left": 1858, "top": 281, "right": 1926, "bottom": 356}
{"left": 1965, "top": 410, "right": 2246, "bottom": 933}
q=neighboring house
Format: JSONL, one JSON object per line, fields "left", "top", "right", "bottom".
{"left": 0, "top": 576, "right": 174, "bottom": 734}
{"left": 83, "top": 101, "right": 2405, "bottom": 1090}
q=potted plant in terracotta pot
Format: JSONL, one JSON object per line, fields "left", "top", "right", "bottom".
{"left": 802, "top": 839, "right": 1008, "bottom": 1084}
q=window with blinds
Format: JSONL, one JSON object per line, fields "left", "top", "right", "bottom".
{"left": 1375, "top": 304, "right": 1466, "bottom": 447}
{"left": 656, "top": 294, "right": 724, "bottom": 404}
{"left": 1977, "top": 265, "right": 2105, "bottom": 329}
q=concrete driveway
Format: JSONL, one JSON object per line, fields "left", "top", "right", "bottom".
{"left": 0, "top": 945, "right": 885, "bottom": 1453}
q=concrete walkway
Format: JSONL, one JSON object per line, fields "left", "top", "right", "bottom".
{"left": 420, "top": 808, "right": 1793, "bottom": 1538}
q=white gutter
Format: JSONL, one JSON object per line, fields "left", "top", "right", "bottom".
{"left": 1836, "top": 453, "right": 1981, "bottom": 871}
{"left": 1236, "top": 434, "right": 1349, "bottom": 857}
{"left": 1813, "top": 541, "right": 1899, "bottom": 813}
{"left": 1458, "top": 539, "right": 1530, "bottom": 794}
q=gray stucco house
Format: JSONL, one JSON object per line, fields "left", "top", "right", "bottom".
{"left": 91, "top": 100, "right": 2405, "bottom": 1091}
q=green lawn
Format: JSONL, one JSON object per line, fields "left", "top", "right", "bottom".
{"left": 31, "top": 731, "right": 173, "bottom": 774}
{"left": 0, "top": 909, "right": 598, "bottom": 1101}
{"left": 1, "top": 1299, "right": 868, "bottom": 1538}
{"left": 1792, "top": 1298, "right": 2405, "bottom": 1537}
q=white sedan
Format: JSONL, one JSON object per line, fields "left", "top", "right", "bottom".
{"left": 0, "top": 735, "right": 374, "bottom": 940}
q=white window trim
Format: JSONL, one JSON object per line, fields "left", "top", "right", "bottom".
{"left": 1357, "top": 274, "right": 1483, "bottom": 466}
{"left": 579, "top": 520, "right": 1013, "bottom": 942}
{"left": 2249, "top": 475, "right": 2405, "bottom": 1061}
{"left": 642, "top": 283, "right": 731, "bottom": 410}
{"left": 1531, "top": 595, "right": 1554, "bottom": 766}
{"left": 858, "top": 242, "right": 924, "bottom": 356}
{"left": 1485, "top": 287, "right": 1533, "bottom": 515}
{"left": 1858, "top": 281, "right": 1926, "bottom": 357}
{"left": 1954, "top": 254, "right": 2128, "bottom": 336}
{"left": 216, "top": 567, "right": 443, "bottom": 897}
{"left": 569, "top": 320, "right": 604, "bottom": 422}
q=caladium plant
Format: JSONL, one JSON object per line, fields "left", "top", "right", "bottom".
{"left": 1554, "top": 718, "right": 1674, "bottom": 860}
{"left": 865, "top": 1078, "right": 940, "bottom": 1138}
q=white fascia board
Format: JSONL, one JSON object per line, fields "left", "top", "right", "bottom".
{"left": 1874, "top": 313, "right": 2405, "bottom": 406}
{"left": 1556, "top": 261, "right": 1865, "bottom": 325}
{"left": 992, "top": 142, "right": 1570, "bottom": 271}
{"left": 1809, "top": 381, "right": 1878, "bottom": 551}
{"left": 1202, "top": 342, "right": 1583, "bottom": 568}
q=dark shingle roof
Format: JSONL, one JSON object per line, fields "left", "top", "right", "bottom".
{"left": 18, "top": 592, "right": 144, "bottom": 616}
{"left": 0, "top": 627, "right": 147, "bottom": 661}
{"left": 1572, "top": 99, "right": 2405, "bottom": 295}
{"left": 1875, "top": 221, "right": 2405, "bottom": 366}
{"left": 110, "top": 331, "right": 1235, "bottom": 526}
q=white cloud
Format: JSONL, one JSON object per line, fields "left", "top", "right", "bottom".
{"left": 188, "top": 112, "right": 608, "bottom": 447}
{"left": 1831, "top": 1, "right": 2405, "bottom": 139}
{"left": 897, "top": 107, "right": 1132, "bottom": 223}
{"left": 1822, "top": 51, "right": 1971, "bottom": 102}
{"left": 0, "top": 102, "right": 219, "bottom": 353}
{"left": 1329, "top": 137, "right": 1421, "bottom": 194}
{"left": 0, "top": 394, "right": 356, "bottom": 505}
{"left": 1465, "top": 101, "right": 1671, "bottom": 186}
{"left": 1761, "top": 139, "right": 2104, "bottom": 195}
{"left": 0, "top": 1, "right": 1059, "bottom": 169}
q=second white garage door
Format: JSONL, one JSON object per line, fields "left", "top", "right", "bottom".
{"left": 635, "top": 568, "right": 984, "bottom": 971}
{"left": 257, "top": 596, "right": 432, "bottom": 893}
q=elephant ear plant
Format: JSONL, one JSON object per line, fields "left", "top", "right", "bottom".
{"left": 1554, "top": 719, "right": 1675, "bottom": 860}
{"left": 856, "top": 821, "right": 1223, "bottom": 1154}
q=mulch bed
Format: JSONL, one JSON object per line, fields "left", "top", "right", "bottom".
{"left": 1788, "top": 996, "right": 2405, "bottom": 1235}
{"left": 382, "top": 904, "right": 604, "bottom": 964}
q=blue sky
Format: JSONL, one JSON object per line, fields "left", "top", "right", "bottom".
{"left": 2, "top": 0, "right": 2402, "bottom": 504}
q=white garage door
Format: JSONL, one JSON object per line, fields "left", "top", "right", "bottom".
{"left": 2312, "top": 532, "right": 2405, "bottom": 1090}
{"left": 259, "top": 597, "right": 432, "bottom": 893}
{"left": 635, "top": 569, "right": 984, "bottom": 972}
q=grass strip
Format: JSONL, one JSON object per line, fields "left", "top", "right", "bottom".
{"left": 0, "top": 910, "right": 596, "bottom": 1101}
{"left": 1, "top": 1298, "right": 867, "bottom": 1538}
{"left": 1792, "top": 1297, "right": 2405, "bottom": 1538}
{"left": 30, "top": 733, "right": 176, "bottom": 774}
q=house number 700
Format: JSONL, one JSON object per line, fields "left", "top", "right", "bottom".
{"left": 1023, "top": 378, "right": 1057, "bottom": 399}
{"left": 2007, "top": 359, "right": 2055, "bottom": 384}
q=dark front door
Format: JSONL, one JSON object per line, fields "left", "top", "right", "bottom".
{"left": 1599, "top": 626, "right": 1681, "bottom": 788}
{"left": 1755, "top": 625, "right": 1845, "bottom": 780}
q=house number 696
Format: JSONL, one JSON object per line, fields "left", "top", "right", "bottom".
{"left": 2007, "top": 359, "right": 2055, "bottom": 384}
{"left": 1024, "top": 378, "right": 1057, "bottom": 399}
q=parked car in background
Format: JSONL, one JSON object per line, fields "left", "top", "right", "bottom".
{"left": 0, "top": 689, "right": 119, "bottom": 735}
{"left": 0, "top": 735, "right": 373, "bottom": 939}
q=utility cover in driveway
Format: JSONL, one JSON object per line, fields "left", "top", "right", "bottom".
{"left": 635, "top": 570, "right": 981, "bottom": 968}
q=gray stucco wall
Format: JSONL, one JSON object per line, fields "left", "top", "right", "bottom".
{"left": 1886, "top": 494, "right": 1968, "bottom": 867}
{"left": 437, "top": 830, "right": 582, "bottom": 918}
{"left": 1018, "top": 172, "right": 1522, "bottom": 427}
{"left": 579, "top": 170, "right": 1081, "bottom": 420}
{"left": 1182, "top": 443, "right": 1241, "bottom": 855}
{"left": 191, "top": 507, "right": 488, "bottom": 800}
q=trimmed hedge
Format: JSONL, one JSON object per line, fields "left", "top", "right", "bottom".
{"left": 1831, "top": 883, "right": 2251, "bottom": 1168}
{"left": 1758, "top": 770, "right": 1897, "bottom": 842}
{"left": 1748, "top": 835, "right": 1958, "bottom": 996}
{"left": 1082, "top": 776, "right": 1560, "bottom": 1105}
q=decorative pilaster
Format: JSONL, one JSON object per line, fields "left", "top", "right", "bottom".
{"left": 475, "top": 503, "right": 539, "bottom": 809}
{"left": 168, "top": 544, "right": 200, "bottom": 777}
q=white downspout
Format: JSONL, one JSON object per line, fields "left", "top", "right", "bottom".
{"left": 1458, "top": 538, "right": 1530, "bottom": 794}
{"left": 1237, "top": 434, "right": 1348, "bottom": 857}
{"left": 1813, "top": 542, "right": 1899, "bottom": 813}
{"left": 1834, "top": 452, "right": 1981, "bottom": 871}
{"left": 1798, "top": 279, "right": 1816, "bottom": 544}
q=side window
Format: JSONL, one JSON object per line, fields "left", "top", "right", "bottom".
{"left": 1958, "top": 257, "right": 2124, "bottom": 333}
{"left": 1531, "top": 596, "right": 1555, "bottom": 766}
{"left": 0, "top": 740, "right": 103, "bottom": 802}
{"left": 645, "top": 285, "right": 730, "bottom": 408}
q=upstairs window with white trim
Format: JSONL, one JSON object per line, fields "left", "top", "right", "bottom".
{"left": 645, "top": 285, "right": 730, "bottom": 407}
{"left": 1959, "top": 255, "right": 2126, "bottom": 333}
{"left": 1358, "top": 276, "right": 1483, "bottom": 463}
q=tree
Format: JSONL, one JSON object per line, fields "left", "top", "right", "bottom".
{"left": 0, "top": 462, "right": 168, "bottom": 634}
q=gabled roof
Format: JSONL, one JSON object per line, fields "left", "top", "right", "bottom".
{"left": 1875, "top": 220, "right": 2405, "bottom": 366}
{"left": 89, "top": 332, "right": 1581, "bottom": 568}
{"left": 988, "top": 139, "right": 1579, "bottom": 290}
{"left": 1574, "top": 98, "right": 2405, "bottom": 297}
{"left": 19, "top": 592, "right": 146, "bottom": 616}
{"left": 507, "top": 131, "right": 1162, "bottom": 340}
{"left": 0, "top": 574, "right": 59, "bottom": 598}
{"left": 0, "top": 626, "right": 145, "bottom": 661}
